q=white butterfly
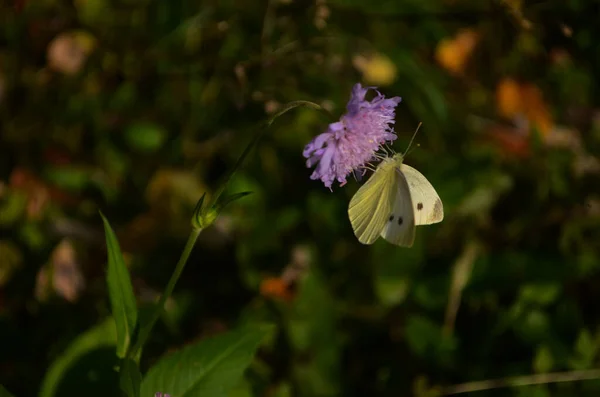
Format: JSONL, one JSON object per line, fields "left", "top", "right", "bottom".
{"left": 348, "top": 151, "right": 443, "bottom": 247}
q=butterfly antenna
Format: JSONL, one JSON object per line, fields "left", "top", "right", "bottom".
{"left": 384, "top": 142, "right": 395, "bottom": 155}
{"left": 405, "top": 143, "right": 421, "bottom": 158}
{"left": 403, "top": 122, "right": 422, "bottom": 157}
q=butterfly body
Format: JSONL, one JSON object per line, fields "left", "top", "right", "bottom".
{"left": 348, "top": 153, "right": 443, "bottom": 247}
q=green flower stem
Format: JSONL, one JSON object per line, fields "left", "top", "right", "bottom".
{"left": 130, "top": 99, "right": 326, "bottom": 360}
{"left": 128, "top": 227, "right": 203, "bottom": 359}
{"left": 209, "top": 100, "right": 325, "bottom": 208}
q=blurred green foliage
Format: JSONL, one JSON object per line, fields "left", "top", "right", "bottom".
{"left": 1, "top": 0, "right": 600, "bottom": 396}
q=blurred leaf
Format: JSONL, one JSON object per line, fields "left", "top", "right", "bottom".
{"left": 0, "top": 240, "right": 22, "bottom": 286}
{"left": 514, "top": 309, "right": 550, "bottom": 343}
{"left": 269, "top": 382, "right": 292, "bottom": 397}
{"left": 44, "top": 166, "right": 91, "bottom": 192}
{"left": 140, "top": 324, "right": 273, "bottom": 397}
{"left": 100, "top": 212, "right": 138, "bottom": 358}
{"left": 18, "top": 222, "right": 46, "bottom": 250}
{"left": 372, "top": 235, "right": 422, "bottom": 307}
{"left": 307, "top": 191, "right": 345, "bottom": 234}
{"left": 216, "top": 191, "right": 253, "bottom": 212}
{"left": 124, "top": 122, "right": 168, "bottom": 154}
{"left": 0, "top": 191, "right": 26, "bottom": 225}
{"left": 287, "top": 271, "right": 340, "bottom": 396}
{"left": 515, "top": 385, "right": 550, "bottom": 397}
{"left": 96, "top": 143, "right": 130, "bottom": 182}
{"left": 519, "top": 283, "right": 561, "bottom": 306}
{"left": 109, "top": 82, "right": 137, "bottom": 111}
{"left": 146, "top": 168, "right": 207, "bottom": 211}
{"left": 533, "top": 345, "right": 554, "bottom": 373}
{"left": 39, "top": 317, "right": 118, "bottom": 397}
{"left": 119, "top": 358, "right": 142, "bottom": 397}
{"left": 570, "top": 329, "right": 598, "bottom": 370}
{"left": 376, "top": 276, "right": 409, "bottom": 307}
{"left": 456, "top": 173, "right": 513, "bottom": 217}
{"left": 413, "top": 376, "right": 442, "bottom": 397}
{"left": 0, "top": 385, "right": 15, "bottom": 397}
{"left": 405, "top": 315, "right": 456, "bottom": 365}
{"left": 74, "top": 0, "right": 111, "bottom": 26}
{"left": 413, "top": 277, "right": 449, "bottom": 310}
{"left": 227, "top": 378, "right": 252, "bottom": 397}
{"left": 444, "top": 241, "right": 480, "bottom": 334}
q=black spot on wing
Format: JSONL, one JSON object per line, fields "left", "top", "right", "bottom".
{"left": 417, "top": 202, "right": 423, "bottom": 210}
{"left": 388, "top": 215, "right": 394, "bottom": 222}
{"left": 397, "top": 217, "right": 403, "bottom": 226}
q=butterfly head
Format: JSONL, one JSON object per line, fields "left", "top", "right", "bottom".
{"left": 392, "top": 152, "right": 404, "bottom": 166}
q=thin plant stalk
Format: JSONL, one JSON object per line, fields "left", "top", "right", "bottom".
{"left": 128, "top": 228, "right": 202, "bottom": 359}
{"left": 128, "top": 99, "right": 325, "bottom": 360}
{"left": 442, "top": 369, "right": 600, "bottom": 395}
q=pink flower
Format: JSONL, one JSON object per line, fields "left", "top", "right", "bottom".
{"left": 303, "top": 83, "right": 401, "bottom": 188}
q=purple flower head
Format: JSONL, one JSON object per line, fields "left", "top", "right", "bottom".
{"left": 303, "top": 83, "right": 402, "bottom": 188}
{"left": 155, "top": 393, "right": 171, "bottom": 397}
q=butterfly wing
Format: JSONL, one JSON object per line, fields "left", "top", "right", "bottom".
{"left": 401, "top": 164, "right": 444, "bottom": 225}
{"left": 348, "top": 163, "right": 397, "bottom": 245}
{"left": 379, "top": 169, "right": 416, "bottom": 247}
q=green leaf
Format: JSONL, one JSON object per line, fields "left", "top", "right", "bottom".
{"left": 405, "top": 315, "right": 457, "bottom": 365}
{"left": 44, "top": 166, "right": 91, "bottom": 192}
{"left": 515, "top": 385, "right": 550, "bottom": 397}
{"left": 100, "top": 212, "right": 138, "bottom": 358}
{"left": 39, "top": 317, "right": 118, "bottom": 397}
{"left": 287, "top": 271, "right": 341, "bottom": 396}
{"left": 514, "top": 309, "right": 550, "bottom": 343}
{"left": 533, "top": 345, "right": 554, "bottom": 373}
{"left": 519, "top": 283, "right": 561, "bottom": 306}
{"left": 141, "top": 324, "right": 273, "bottom": 397}
{"left": 124, "top": 122, "right": 168, "bottom": 153}
{"left": 216, "top": 191, "right": 253, "bottom": 211}
{"left": 269, "top": 382, "right": 292, "bottom": 397}
{"left": 0, "top": 385, "right": 15, "bottom": 397}
{"left": 0, "top": 191, "right": 26, "bottom": 226}
{"left": 120, "top": 358, "right": 142, "bottom": 397}
{"left": 569, "top": 329, "right": 598, "bottom": 370}
{"left": 192, "top": 191, "right": 252, "bottom": 230}
{"left": 227, "top": 378, "right": 252, "bottom": 397}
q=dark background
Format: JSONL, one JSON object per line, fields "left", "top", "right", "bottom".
{"left": 1, "top": 0, "right": 600, "bottom": 396}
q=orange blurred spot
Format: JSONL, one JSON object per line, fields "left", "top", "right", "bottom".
{"left": 260, "top": 277, "right": 295, "bottom": 302}
{"left": 435, "top": 29, "right": 478, "bottom": 75}
{"left": 521, "top": 83, "right": 553, "bottom": 136}
{"left": 495, "top": 79, "right": 553, "bottom": 136}
{"left": 496, "top": 78, "right": 522, "bottom": 119}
